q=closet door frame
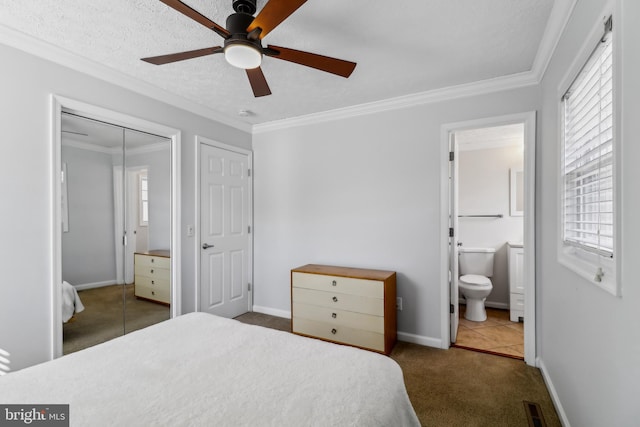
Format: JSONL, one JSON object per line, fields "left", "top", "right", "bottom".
{"left": 50, "top": 95, "right": 182, "bottom": 359}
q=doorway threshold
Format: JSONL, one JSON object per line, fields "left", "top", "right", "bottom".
{"left": 454, "top": 306, "right": 524, "bottom": 360}
{"left": 452, "top": 343, "right": 524, "bottom": 360}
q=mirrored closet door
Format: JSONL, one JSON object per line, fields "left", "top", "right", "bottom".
{"left": 61, "top": 111, "right": 171, "bottom": 354}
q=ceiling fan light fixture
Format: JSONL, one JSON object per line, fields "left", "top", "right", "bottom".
{"left": 225, "top": 43, "right": 262, "bottom": 69}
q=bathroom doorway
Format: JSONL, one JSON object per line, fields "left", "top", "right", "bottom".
{"left": 442, "top": 112, "right": 536, "bottom": 365}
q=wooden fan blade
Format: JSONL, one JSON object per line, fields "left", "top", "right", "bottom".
{"left": 247, "top": 0, "right": 307, "bottom": 39}
{"left": 246, "top": 67, "right": 272, "bottom": 97}
{"left": 142, "top": 46, "right": 223, "bottom": 65}
{"left": 159, "top": 0, "right": 230, "bottom": 38}
{"left": 265, "top": 45, "right": 356, "bottom": 78}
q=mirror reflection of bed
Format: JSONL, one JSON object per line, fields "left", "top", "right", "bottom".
{"left": 61, "top": 112, "right": 171, "bottom": 354}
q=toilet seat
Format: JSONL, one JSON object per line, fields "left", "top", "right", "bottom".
{"left": 459, "top": 274, "right": 491, "bottom": 287}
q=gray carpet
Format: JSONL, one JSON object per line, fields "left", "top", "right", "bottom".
{"left": 65, "top": 304, "right": 560, "bottom": 426}
{"left": 234, "top": 312, "right": 561, "bottom": 427}
{"left": 63, "top": 284, "right": 170, "bottom": 354}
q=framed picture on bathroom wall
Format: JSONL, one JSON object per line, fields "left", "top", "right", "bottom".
{"left": 510, "top": 168, "right": 524, "bottom": 216}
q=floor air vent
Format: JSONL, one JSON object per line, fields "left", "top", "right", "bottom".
{"left": 523, "top": 401, "right": 547, "bottom": 427}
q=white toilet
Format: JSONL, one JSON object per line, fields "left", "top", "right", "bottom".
{"left": 458, "top": 247, "right": 495, "bottom": 322}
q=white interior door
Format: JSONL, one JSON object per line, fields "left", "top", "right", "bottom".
{"left": 449, "top": 133, "right": 460, "bottom": 343}
{"left": 199, "top": 143, "right": 251, "bottom": 318}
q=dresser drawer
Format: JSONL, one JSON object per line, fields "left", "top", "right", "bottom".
{"left": 292, "top": 272, "right": 383, "bottom": 298}
{"left": 291, "top": 264, "right": 396, "bottom": 355}
{"left": 134, "top": 264, "right": 170, "bottom": 280}
{"left": 135, "top": 282, "right": 170, "bottom": 304}
{"left": 292, "top": 287, "right": 383, "bottom": 316}
{"left": 292, "top": 302, "right": 384, "bottom": 333}
{"left": 292, "top": 318, "right": 385, "bottom": 352}
{"left": 134, "top": 254, "right": 170, "bottom": 269}
{"left": 135, "top": 275, "right": 170, "bottom": 290}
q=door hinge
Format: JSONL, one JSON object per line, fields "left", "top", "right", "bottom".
{"left": 248, "top": 225, "right": 251, "bottom": 233}
{"left": 449, "top": 151, "right": 454, "bottom": 161}
{"left": 450, "top": 304, "right": 454, "bottom": 314}
{"left": 248, "top": 283, "right": 251, "bottom": 291}
{"left": 449, "top": 227, "right": 454, "bottom": 237}
{"left": 248, "top": 168, "right": 251, "bottom": 177}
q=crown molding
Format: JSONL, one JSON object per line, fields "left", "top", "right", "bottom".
{"left": 530, "top": 0, "right": 578, "bottom": 82}
{"left": 252, "top": 71, "right": 539, "bottom": 134}
{"left": 0, "top": 24, "right": 252, "bottom": 134}
{"left": 252, "top": 0, "right": 577, "bottom": 135}
{"left": 0, "top": 0, "right": 576, "bottom": 139}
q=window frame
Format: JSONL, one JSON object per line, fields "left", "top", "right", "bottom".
{"left": 138, "top": 171, "right": 149, "bottom": 227}
{"left": 557, "top": 10, "right": 621, "bottom": 297}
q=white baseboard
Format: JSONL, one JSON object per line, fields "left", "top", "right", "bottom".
{"left": 485, "top": 301, "right": 509, "bottom": 310}
{"left": 397, "top": 331, "right": 443, "bottom": 349}
{"left": 537, "top": 357, "right": 570, "bottom": 427}
{"left": 73, "top": 280, "right": 118, "bottom": 291}
{"left": 253, "top": 305, "right": 442, "bottom": 349}
{"left": 459, "top": 298, "right": 510, "bottom": 310}
{"left": 252, "top": 305, "right": 291, "bottom": 319}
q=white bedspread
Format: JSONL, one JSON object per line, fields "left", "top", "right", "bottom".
{"left": 61, "top": 281, "right": 84, "bottom": 323}
{"left": 0, "top": 313, "right": 420, "bottom": 426}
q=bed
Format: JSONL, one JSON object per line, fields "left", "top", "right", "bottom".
{"left": 0, "top": 312, "right": 420, "bottom": 426}
{"left": 61, "top": 281, "right": 85, "bottom": 323}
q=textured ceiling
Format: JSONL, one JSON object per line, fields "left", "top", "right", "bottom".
{"left": 0, "top": 0, "right": 554, "bottom": 127}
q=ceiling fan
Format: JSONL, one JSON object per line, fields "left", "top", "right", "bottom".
{"left": 142, "top": 0, "right": 357, "bottom": 97}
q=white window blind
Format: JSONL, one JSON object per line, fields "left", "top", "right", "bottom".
{"left": 562, "top": 17, "right": 613, "bottom": 258}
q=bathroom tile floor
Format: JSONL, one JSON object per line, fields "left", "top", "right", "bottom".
{"left": 454, "top": 306, "right": 524, "bottom": 359}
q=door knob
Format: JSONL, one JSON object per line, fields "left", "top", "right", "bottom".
{"left": 202, "top": 243, "right": 214, "bottom": 249}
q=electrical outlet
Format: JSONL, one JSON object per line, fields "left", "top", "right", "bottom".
{"left": 396, "top": 297, "right": 403, "bottom": 311}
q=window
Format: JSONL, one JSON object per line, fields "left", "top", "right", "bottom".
{"left": 560, "top": 16, "right": 618, "bottom": 295}
{"left": 139, "top": 172, "right": 148, "bottom": 226}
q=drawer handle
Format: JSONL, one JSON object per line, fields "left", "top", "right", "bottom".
{"left": 151, "top": 291, "right": 155, "bottom": 295}
{"left": 331, "top": 328, "right": 337, "bottom": 335}
{"left": 332, "top": 296, "right": 338, "bottom": 302}
{"left": 332, "top": 313, "right": 337, "bottom": 319}
{"left": 332, "top": 280, "right": 337, "bottom": 286}
{"left": 151, "top": 280, "right": 155, "bottom": 285}
{"left": 151, "top": 259, "right": 154, "bottom": 263}
{"left": 150, "top": 269, "right": 154, "bottom": 274}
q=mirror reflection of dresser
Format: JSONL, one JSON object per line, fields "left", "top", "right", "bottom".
{"left": 134, "top": 250, "right": 171, "bottom": 305}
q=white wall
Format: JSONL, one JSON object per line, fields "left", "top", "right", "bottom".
{"left": 61, "top": 145, "right": 117, "bottom": 286}
{"left": 458, "top": 145, "right": 524, "bottom": 306}
{"left": 0, "top": 42, "right": 250, "bottom": 371}
{"left": 253, "top": 86, "right": 540, "bottom": 343}
{"left": 537, "top": 0, "right": 640, "bottom": 425}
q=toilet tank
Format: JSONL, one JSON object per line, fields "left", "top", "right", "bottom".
{"left": 458, "top": 247, "right": 495, "bottom": 277}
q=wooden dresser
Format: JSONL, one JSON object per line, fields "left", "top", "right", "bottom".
{"left": 291, "top": 264, "right": 396, "bottom": 355}
{"left": 134, "top": 250, "right": 170, "bottom": 305}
